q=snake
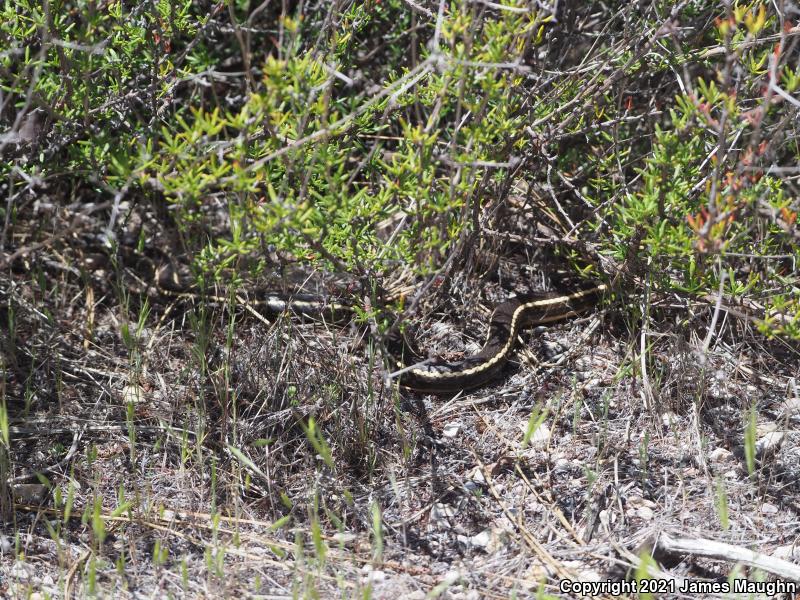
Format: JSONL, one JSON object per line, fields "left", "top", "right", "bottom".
{"left": 151, "top": 260, "right": 606, "bottom": 395}
{"left": 393, "top": 284, "right": 606, "bottom": 393}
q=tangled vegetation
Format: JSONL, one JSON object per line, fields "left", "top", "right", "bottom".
{"left": 2, "top": 0, "right": 799, "bottom": 597}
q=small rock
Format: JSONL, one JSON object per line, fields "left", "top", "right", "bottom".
{"left": 12, "top": 484, "right": 47, "bottom": 504}
{"left": 599, "top": 508, "right": 617, "bottom": 529}
{"left": 333, "top": 532, "right": 356, "bottom": 545}
{"left": 370, "top": 570, "right": 386, "bottom": 583}
{"left": 584, "top": 377, "right": 602, "bottom": 389}
{"left": 10, "top": 561, "right": 31, "bottom": 577}
{"left": 761, "top": 503, "right": 779, "bottom": 515}
{"left": 757, "top": 422, "right": 779, "bottom": 436}
{"left": 442, "top": 422, "right": 461, "bottom": 438}
{"left": 360, "top": 565, "right": 386, "bottom": 585}
{"left": 637, "top": 506, "right": 655, "bottom": 520}
{"left": 780, "top": 397, "right": 800, "bottom": 415}
{"left": 522, "top": 422, "right": 551, "bottom": 448}
{"left": 464, "top": 480, "right": 482, "bottom": 495}
{"left": 576, "top": 568, "right": 603, "bottom": 582}
{"left": 553, "top": 458, "right": 570, "bottom": 472}
{"left": 661, "top": 412, "right": 680, "bottom": 428}
{"left": 469, "top": 467, "right": 486, "bottom": 485}
{"left": 438, "top": 571, "right": 463, "bottom": 589}
{"left": 521, "top": 564, "right": 549, "bottom": 586}
{"left": 122, "top": 384, "right": 145, "bottom": 404}
{"left": 469, "top": 529, "right": 492, "bottom": 549}
{"left": 430, "top": 502, "right": 457, "bottom": 528}
{"left": 542, "top": 340, "right": 567, "bottom": 359}
{"left": 756, "top": 431, "right": 785, "bottom": 456}
{"left": 709, "top": 447, "right": 732, "bottom": 463}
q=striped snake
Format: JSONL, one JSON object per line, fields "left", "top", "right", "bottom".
{"left": 153, "top": 261, "right": 606, "bottom": 395}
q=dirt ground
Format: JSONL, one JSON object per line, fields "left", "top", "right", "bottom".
{"left": 4, "top": 201, "right": 800, "bottom": 599}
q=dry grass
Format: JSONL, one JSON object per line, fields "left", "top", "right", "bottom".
{"left": 3, "top": 196, "right": 800, "bottom": 599}
{"left": 3, "top": 1, "right": 800, "bottom": 598}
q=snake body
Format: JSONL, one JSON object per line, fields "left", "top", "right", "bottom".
{"left": 395, "top": 285, "right": 606, "bottom": 393}
{"left": 153, "top": 262, "right": 605, "bottom": 394}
